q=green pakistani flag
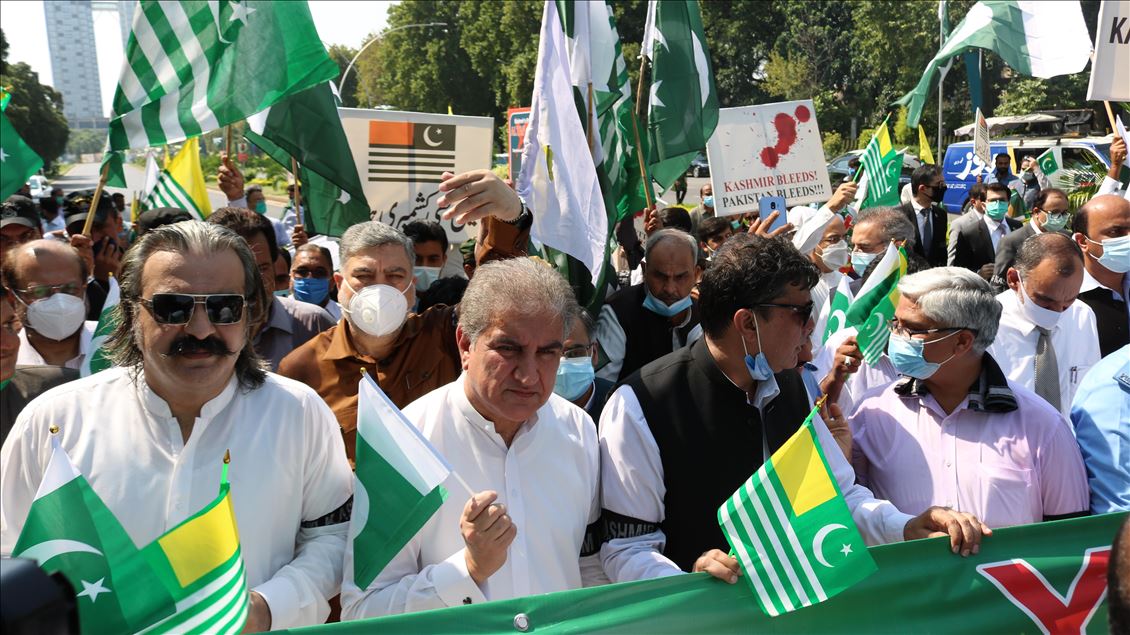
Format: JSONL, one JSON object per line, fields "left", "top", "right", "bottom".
{"left": 352, "top": 372, "right": 451, "bottom": 588}
{"left": 718, "top": 408, "right": 877, "bottom": 616}
{"left": 244, "top": 82, "right": 370, "bottom": 237}
{"left": 13, "top": 437, "right": 176, "bottom": 633}
{"left": 642, "top": 0, "right": 719, "bottom": 190}
{"left": 821, "top": 275, "right": 853, "bottom": 344}
{"left": 81, "top": 276, "right": 120, "bottom": 377}
{"left": 896, "top": 1, "right": 1091, "bottom": 129}
{"left": 0, "top": 109, "right": 44, "bottom": 200}
{"left": 1036, "top": 147, "right": 1061, "bottom": 177}
{"left": 108, "top": 0, "right": 337, "bottom": 151}
{"left": 844, "top": 243, "right": 907, "bottom": 365}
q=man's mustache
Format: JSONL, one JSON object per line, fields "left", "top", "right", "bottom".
{"left": 160, "top": 336, "right": 238, "bottom": 358}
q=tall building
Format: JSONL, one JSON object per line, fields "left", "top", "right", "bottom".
{"left": 116, "top": 0, "right": 135, "bottom": 49}
{"left": 43, "top": 0, "right": 103, "bottom": 127}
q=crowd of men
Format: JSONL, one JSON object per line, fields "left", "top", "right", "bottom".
{"left": 0, "top": 130, "right": 1127, "bottom": 630}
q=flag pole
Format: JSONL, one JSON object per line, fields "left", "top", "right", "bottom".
{"left": 586, "top": 82, "right": 595, "bottom": 154}
{"left": 290, "top": 157, "right": 304, "bottom": 226}
{"left": 81, "top": 162, "right": 111, "bottom": 237}
{"left": 1103, "top": 101, "right": 1118, "bottom": 133}
{"left": 225, "top": 125, "right": 233, "bottom": 158}
{"left": 630, "top": 55, "right": 655, "bottom": 210}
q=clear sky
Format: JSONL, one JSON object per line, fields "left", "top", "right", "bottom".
{"left": 0, "top": 0, "right": 392, "bottom": 116}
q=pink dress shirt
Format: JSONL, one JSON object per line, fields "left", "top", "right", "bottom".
{"left": 848, "top": 355, "right": 1089, "bottom": 528}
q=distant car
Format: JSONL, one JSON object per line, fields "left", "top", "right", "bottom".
{"left": 826, "top": 150, "right": 921, "bottom": 190}
{"left": 940, "top": 137, "right": 1119, "bottom": 214}
{"left": 27, "top": 175, "right": 50, "bottom": 200}
{"left": 687, "top": 153, "right": 709, "bottom": 178}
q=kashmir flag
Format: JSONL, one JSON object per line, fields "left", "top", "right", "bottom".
{"left": 13, "top": 437, "right": 176, "bottom": 633}
{"left": 352, "top": 372, "right": 452, "bottom": 588}
{"left": 143, "top": 138, "right": 212, "bottom": 219}
{"left": 0, "top": 105, "right": 43, "bottom": 200}
{"left": 897, "top": 1, "right": 1092, "bottom": 129}
{"left": 642, "top": 0, "right": 719, "bottom": 190}
{"left": 859, "top": 121, "right": 900, "bottom": 208}
{"left": 718, "top": 406, "right": 877, "bottom": 617}
{"left": 136, "top": 458, "right": 249, "bottom": 633}
{"left": 100, "top": 149, "right": 127, "bottom": 188}
{"left": 244, "top": 82, "right": 369, "bottom": 237}
{"left": 143, "top": 150, "right": 162, "bottom": 198}
{"left": 917, "top": 125, "right": 935, "bottom": 165}
{"left": 108, "top": 0, "right": 338, "bottom": 151}
{"left": 517, "top": 0, "right": 608, "bottom": 285}
{"left": 81, "top": 276, "right": 120, "bottom": 377}
{"left": 821, "top": 276, "right": 854, "bottom": 344}
{"left": 844, "top": 243, "right": 908, "bottom": 365}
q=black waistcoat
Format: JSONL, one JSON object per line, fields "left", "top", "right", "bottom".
{"left": 1078, "top": 286, "right": 1129, "bottom": 358}
{"left": 607, "top": 283, "right": 700, "bottom": 383}
{"left": 623, "top": 338, "right": 812, "bottom": 572}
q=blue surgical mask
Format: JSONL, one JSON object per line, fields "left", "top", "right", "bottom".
{"left": 273, "top": 289, "right": 290, "bottom": 297}
{"left": 985, "top": 200, "right": 1008, "bottom": 221}
{"left": 851, "top": 250, "right": 877, "bottom": 277}
{"left": 54, "top": 195, "right": 64, "bottom": 206}
{"left": 703, "top": 196, "right": 714, "bottom": 208}
{"left": 1086, "top": 234, "right": 1130, "bottom": 274}
{"left": 887, "top": 330, "right": 960, "bottom": 380}
{"left": 643, "top": 289, "right": 693, "bottom": 317}
{"left": 414, "top": 266, "right": 442, "bottom": 293}
{"left": 293, "top": 276, "right": 330, "bottom": 305}
{"left": 742, "top": 313, "right": 773, "bottom": 382}
{"left": 554, "top": 357, "right": 595, "bottom": 401}
{"left": 730, "top": 220, "right": 741, "bottom": 230}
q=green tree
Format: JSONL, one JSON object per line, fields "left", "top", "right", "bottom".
{"left": 66, "top": 129, "right": 105, "bottom": 156}
{"left": 327, "top": 44, "right": 360, "bottom": 108}
{"left": 458, "top": 0, "right": 540, "bottom": 109}
{"left": 0, "top": 62, "right": 69, "bottom": 169}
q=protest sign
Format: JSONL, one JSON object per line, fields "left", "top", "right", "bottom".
{"left": 1087, "top": 0, "right": 1130, "bottom": 101}
{"left": 339, "top": 109, "right": 494, "bottom": 243}
{"left": 705, "top": 100, "right": 832, "bottom": 215}
{"left": 973, "top": 108, "right": 991, "bottom": 168}
{"left": 507, "top": 107, "right": 531, "bottom": 180}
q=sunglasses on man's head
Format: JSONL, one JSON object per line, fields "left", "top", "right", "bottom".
{"left": 139, "top": 293, "right": 245, "bottom": 325}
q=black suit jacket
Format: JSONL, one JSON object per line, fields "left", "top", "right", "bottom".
{"left": 1, "top": 366, "right": 80, "bottom": 445}
{"left": 948, "top": 212, "right": 1023, "bottom": 273}
{"left": 899, "top": 201, "right": 949, "bottom": 267}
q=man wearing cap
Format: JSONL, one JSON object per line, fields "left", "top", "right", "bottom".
{"left": 2, "top": 239, "right": 96, "bottom": 370}
{"left": 1, "top": 196, "right": 42, "bottom": 263}
{"left": 61, "top": 191, "right": 124, "bottom": 320}
{"left": 135, "top": 207, "right": 193, "bottom": 237}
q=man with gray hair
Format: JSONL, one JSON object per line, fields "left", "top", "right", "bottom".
{"left": 848, "top": 207, "right": 920, "bottom": 289}
{"left": 849, "top": 266, "right": 1089, "bottom": 529}
{"left": 596, "top": 228, "right": 703, "bottom": 383}
{"left": 341, "top": 257, "right": 603, "bottom": 618}
{"left": 279, "top": 171, "right": 531, "bottom": 465}
{"left": 1, "top": 221, "right": 353, "bottom": 630}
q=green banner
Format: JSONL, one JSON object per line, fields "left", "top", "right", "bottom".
{"left": 285, "top": 513, "right": 1123, "bottom": 634}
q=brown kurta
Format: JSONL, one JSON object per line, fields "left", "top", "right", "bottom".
{"left": 278, "top": 215, "right": 530, "bottom": 462}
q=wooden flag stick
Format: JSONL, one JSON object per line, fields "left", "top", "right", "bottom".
{"left": 629, "top": 109, "right": 655, "bottom": 211}
{"left": 225, "top": 125, "right": 233, "bottom": 157}
{"left": 290, "top": 157, "right": 303, "bottom": 225}
{"left": 586, "top": 82, "right": 595, "bottom": 153}
{"left": 1103, "top": 100, "right": 1119, "bottom": 133}
{"left": 635, "top": 55, "right": 648, "bottom": 119}
{"left": 81, "top": 162, "right": 111, "bottom": 237}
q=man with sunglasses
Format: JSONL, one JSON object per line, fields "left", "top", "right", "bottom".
{"left": 1, "top": 222, "right": 353, "bottom": 631}
{"left": 599, "top": 235, "right": 990, "bottom": 586}
{"left": 1, "top": 239, "right": 95, "bottom": 369}
{"left": 850, "top": 267, "right": 1089, "bottom": 531}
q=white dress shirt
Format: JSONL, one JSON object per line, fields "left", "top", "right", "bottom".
{"left": 340, "top": 375, "right": 603, "bottom": 619}
{"left": 0, "top": 368, "right": 353, "bottom": 629}
{"left": 15, "top": 320, "right": 96, "bottom": 370}
{"left": 809, "top": 270, "right": 843, "bottom": 350}
{"left": 598, "top": 382, "right": 914, "bottom": 583}
{"left": 910, "top": 198, "right": 932, "bottom": 247}
{"left": 983, "top": 214, "right": 1012, "bottom": 251}
{"left": 986, "top": 290, "right": 1102, "bottom": 419}
{"left": 324, "top": 299, "right": 342, "bottom": 322}
{"left": 595, "top": 303, "right": 703, "bottom": 382}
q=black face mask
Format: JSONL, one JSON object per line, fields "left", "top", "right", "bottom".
{"left": 928, "top": 184, "right": 947, "bottom": 203}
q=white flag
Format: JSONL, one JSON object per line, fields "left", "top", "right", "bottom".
{"left": 517, "top": 0, "right": 607, "bottom": 285}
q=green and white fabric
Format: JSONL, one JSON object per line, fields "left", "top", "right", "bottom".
{"left": 352, "top": 373, "right": 451, "bottom": 588}
{"left": 81, "top": 276, "right": 119, "bottom": 377}
{"left": 898, "top": 1, "right": 1092, "bottom": 129}
{"left": 0, "top": 91, "right": 43, "bottom": 200}
{"left": 108, "top": 0, "right": 337, "bottom": 151}
{"left": 843, "top": 243, "right": 908, "bottom": 365}
{"left": 641, "top": 0, "right": 718, "bottom": 190}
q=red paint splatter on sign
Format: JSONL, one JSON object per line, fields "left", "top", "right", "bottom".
{"left": 772, "top": 113, "right": 797, "bottom": 154}
{"left": 795, "top": 104, "right": 811, "bottom": 123}
{"left": 760, "top": 147, "right": 779, "bottom": 168}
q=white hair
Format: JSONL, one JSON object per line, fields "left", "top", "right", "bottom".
{"left": 340, "top": 221, "right": 414, "bottom": 265}
{"left": 897, "top": 267, "right": 1001, "bottom": 353}
{"left": 458, "top": 258, "right": 579, "bottom": 343}
{"left": 644, "top": 228, "right": 698, "bottom": 262}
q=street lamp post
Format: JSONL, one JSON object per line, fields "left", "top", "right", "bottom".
{"left": 340, "top": 22, "right": 448, "bottom": 108}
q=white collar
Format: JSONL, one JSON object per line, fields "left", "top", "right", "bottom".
{"left": 451, "top": 374, "right": 538, "bottom": 447}
{"left": 983, "top": 214, "right": 1008, "bottom": 233}
{"left": 135, "top": 368, "right": 239, "bottom": 421}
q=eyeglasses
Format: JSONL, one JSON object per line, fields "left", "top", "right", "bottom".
{"left": 563, "top": 344, "right": 594, "bottom": 359}
{"left": 16, "top": 281, "right": 86, "bottom": 301}
{"left": 139, "top": 293, "right": 245, "bottom": 325}
{"left": 754, "top": 301, "right": 814, "bottom": 323}
{"left": 886, "top": 318, "right": 972, "bottom": 339}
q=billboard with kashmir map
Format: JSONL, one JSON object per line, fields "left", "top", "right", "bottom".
{"left": 705, "top": 99, "right": 833, "bottom": 215}
{"left": 339, "top": 109, "right": 495, "bottom": 243}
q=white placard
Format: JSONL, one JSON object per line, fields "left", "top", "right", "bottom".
{"left": 1087, "top": 0, "right": 1130, "bottom": 101}
{"left": 973, "top": 108, "right": 991, "bottom": 169}
{"left": 339, "top": 108, "right": 494, "bottom": 244}
{"left": 705, "top": 99, "right": 832, "bottom": 216}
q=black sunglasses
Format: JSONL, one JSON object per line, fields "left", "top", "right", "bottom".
{"left": 754, "top": 301, "right": 815, "bottom": 323}
{"left": 139, "top": 293, "right": 245, "bottom": 325}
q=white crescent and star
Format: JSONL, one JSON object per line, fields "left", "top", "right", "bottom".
{"left": 422, "top": 126, "right": 443, "bottom": 148}
{"left": 0, "top": 148, "right": 8, "bottom": 162}
{"left": 812, "top": 523, "right": 849, "bottom": 568}
{"left": 336, "top": 189, "right": 350, "bottom": 205}
{"left": 76, "top": 578, "right": 112, "bottom": 603}
{"left": 16, "top": 539, "right": 103, "bottom": 565}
